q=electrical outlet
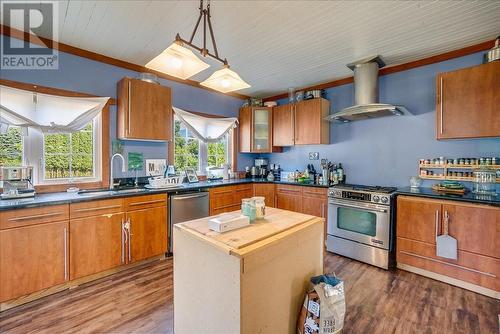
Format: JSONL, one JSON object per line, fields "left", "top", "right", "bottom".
{"left": 309, "top": 152, "right": 319, "bottom": 160}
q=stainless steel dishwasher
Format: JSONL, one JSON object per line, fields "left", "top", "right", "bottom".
{"left": 168, "top": 191, "right": 209, "bottom": 255}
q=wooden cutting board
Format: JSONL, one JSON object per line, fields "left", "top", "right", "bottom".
{"left": 180, "top": 207, "right": 317, "bottom": 250}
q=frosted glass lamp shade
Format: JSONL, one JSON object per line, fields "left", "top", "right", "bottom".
{"left": 145, "top": 42, "right": 210, "bottom": 80}
{"left": 200, "top": 66, "right": 251, "bottom": 93}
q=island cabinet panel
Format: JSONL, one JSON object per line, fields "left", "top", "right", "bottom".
{"left": 117, "top": 77, "right": 172, "bottom": 141}
{"left": 272, "top": 104, "right": 294, "bottom": 146}
{"left": 0, "top": 221, "right": 68, "bottom": 303}
{"left": 436, "top": 61, "right": 500, "bottom": 139}
{"left": 396, "top": 196, "right": 441, "bottom": 244}
{"left": 294, "top": 98, "right": 330, "bottom": 145}
{"left": 174, "top": 208, "right": 324, "bottom": 334}
{"left": 396, "top": 195, "right": 500, "bottom": 297}
{"left": 276, "top": 184, "right": 302, "bottom": 212}
{"left": 127, "top": 205, "right": 167, "bottom": 263}
{"left": 70, "top": 213, "right": 125, "bottom": 280}
{"left": 253, "top": 183, "right": 276, "bottom": 207}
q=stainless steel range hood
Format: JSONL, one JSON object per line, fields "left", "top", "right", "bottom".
{"left": 326, "top": 55, "right": 411, "bottom": 123}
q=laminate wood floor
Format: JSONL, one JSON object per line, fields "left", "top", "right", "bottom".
{"left": 0, "top": 253, "right": 498, "bottom": 334}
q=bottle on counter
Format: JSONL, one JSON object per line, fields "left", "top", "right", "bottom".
{"left": 244, "top": 167, "right": 251, "bottom": 179}
{"left": 337, "top": 163, "right": 344, "bottom": 183}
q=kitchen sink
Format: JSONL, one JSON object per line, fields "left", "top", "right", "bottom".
{"left": 77, "top": 188, "right": 147, "bottom": 196}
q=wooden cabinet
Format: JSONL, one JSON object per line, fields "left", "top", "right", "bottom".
{"left": 209, "top": 184, "right": 253, "bottom": 215}
{"left": 275, "top": 184, "right": 302, "bottom": 212}
{"left": 295, "top": 98, "right": 330, "bottom": 145}
{"left": 125, "top": 194, "right": 168, "bottom": 262}
{"left": 239, "top": 107, "right": 281, "bottom": 153}
{"left": 117, "top": 77, "right": 172, "bottom": 141}
{"left": 436, "top": 61, "right": 500, "bottom": 139}
{"left": 272, "top": 104, "right": 294, "bottom": 146}
{"left": 253, "top": 183, "right": 276, "bottom": 207}
{"left": 0, "top": 221, "right": 68, "bottom": 303}
{"left": 301, "top": 187, "right": 328, "bottom": 219}
{"left": 396, "top": 195, "right": 500, "bottom": 295}
{"left": 272, "top": 98, "right": 330, "bottom": 146}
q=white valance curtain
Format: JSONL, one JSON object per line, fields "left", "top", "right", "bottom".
{"left": 173, "top": 107, "right": 238, "bottom": 143}
{"left": 0, "top": 85, "right": 110, "bottom": 134}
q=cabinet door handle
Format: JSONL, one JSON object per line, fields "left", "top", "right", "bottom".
{"left": 128, "top": 80, "right": 132, "bottom": 134}
{"left": 129, "top": 199, "right": 164, "bottom": 206}
{"left": 439, "top": 76, "right": 443, "bottom": 135}
{"left": 321, "top": 202, "right": 325, "bottom": 218}
{"left": 9, "top": 211, "right": 65, "bottom": 221}
{"left": 127, "top": 218, "right": 132, "bottom": 262}
{"left": 293, "top": 104, "right": 297, "bottom": 143}
{"left": 121, "top": 219, "right": 126, "bottom": 263}
{"left": 435, "top": 209, "right": 440, "bottom": 239}
{"left": 74, "top": 205, "right": 121, "bottom": 213}
{"left": 63, "top": 227, "right": 68, "bottom": 281}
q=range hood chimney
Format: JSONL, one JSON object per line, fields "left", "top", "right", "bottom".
{"left": 326, "top": 55, "right": 411, "bottom": 123}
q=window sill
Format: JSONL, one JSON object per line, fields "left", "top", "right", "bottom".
{"left": 34, "top": 180, "right": 107, "bottom": 194}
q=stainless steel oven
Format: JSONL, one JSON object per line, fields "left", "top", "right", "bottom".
{"left": 326, "top": 184, "right": 396, "bottom": 269}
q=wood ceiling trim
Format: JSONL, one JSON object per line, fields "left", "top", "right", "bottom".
{"left": 0, "top": 25, "right": 249, "bottom": 100}
{"left": 263, "top": 39, "right": 495, "bottom": 101}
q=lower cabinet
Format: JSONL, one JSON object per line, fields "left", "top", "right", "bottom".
{"left": 209, "top": 184, "right": 253, "bottom": 215}
{"left": 396, "top": 195, "right": 500, "bottom": 294}
{"left": 0, "top": 220, "right": 68, "bottom": 303}
{"left": 275, "top": 185, "right": 303, "bottom": 212}
{"left": 253, "top": 183, "right": 276, "bottom": 207}
{"left": 70, "top": 213, "right": 125, "bottom": 280}
{"left": 127, "top": 206, "right": 167, "bottom": 263}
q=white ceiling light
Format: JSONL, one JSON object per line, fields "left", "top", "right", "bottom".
{"left": 146, "top": 0, "right": 250, "bottom": 93}
{"left": 200, "top": 64, "right": 251, "bottom": 93}
{"left": 145, "top": 42, "right": 210, "bottom": 80}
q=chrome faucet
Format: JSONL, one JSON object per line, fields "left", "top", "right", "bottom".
{"left": 110, "top": 153, "right": 126, "bottom": 190}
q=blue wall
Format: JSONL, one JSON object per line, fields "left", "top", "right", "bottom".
{"left": 0, "top": 35, "right": 255, "bottom": 177}
{"left": 263, "top": 52, "right": 500, "bottom": 187}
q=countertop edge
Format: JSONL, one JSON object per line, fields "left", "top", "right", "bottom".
{"left": 395, "top": 187, "right": 500, "bottom": 207}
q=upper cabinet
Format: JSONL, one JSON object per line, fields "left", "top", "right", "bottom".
{"left": 436, "top": 61, "right": 500, "bottom": 139}
{"left": 239, "top": 106, "right": 281, "bottom": 153}
{"left": 273, "top": 98, "right": 330, "bottom": 146}
{"left": 117, "top": 77, "right": 172, "bottom": 141}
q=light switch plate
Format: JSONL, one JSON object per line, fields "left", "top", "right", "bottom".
{"left": 309, "top": 152, "right": 319, "bottom": 160}
{"left": 145, "top": 159, "right": 166, "bottom": 176}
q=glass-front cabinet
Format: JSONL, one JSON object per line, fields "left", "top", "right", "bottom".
{"left": 239, "top": 106, "right": 277, "bottom": 153}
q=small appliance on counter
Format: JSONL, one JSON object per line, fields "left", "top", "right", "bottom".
{"left": 326, "top": 184, "right": 397, "bottom": 269}
{"left": 253, "top": 158, "right": 269, "bottom": 179}
{"left": 1, "top": 166, "right": 35, "bottom": 200}
{"left": 206, "top": 167, "right": 224, "bottom": 181}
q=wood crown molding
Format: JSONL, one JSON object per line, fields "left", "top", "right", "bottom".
{"left": 263, "top": 39, "right": 496, "bottom": 101}
{"left": 0, "top": 24, "right": 249, "bottom": 100}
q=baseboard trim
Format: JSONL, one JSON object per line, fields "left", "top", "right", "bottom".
{"left": 397, "top": 263, "right": 499, "bottom": 299}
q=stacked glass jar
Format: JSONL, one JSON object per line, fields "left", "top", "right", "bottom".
{"left": 241, "top": 197, "right": 266, "bottom": 222}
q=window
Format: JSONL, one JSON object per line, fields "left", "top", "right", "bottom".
{"left": 0, "top": 127, "right": 23, "bottom": 166}
{"left": 174, "top": 117, "right": 231, "bottom": 173}
{"left": 0, "top": 118, "right": 101, "bottom": 185}
{"left": 43, "top": 123, "right": 95, "bottom": 180}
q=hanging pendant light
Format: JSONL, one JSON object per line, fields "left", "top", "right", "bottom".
{"left": 200, "top": 64, "right": 250, "bottom": 93}
{"left": 145, "top": 41, "right": 210, "bottom": 80}
{"left": 146, "top": 0, "right": 250, "bottom": 93}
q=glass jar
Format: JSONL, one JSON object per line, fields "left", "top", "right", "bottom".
{"left": 241, "top": 198, "right": 256, "bottom": 221}
{"left": 472, "top": 166, "right": 497, "bottom": 195}
{"left": 253, "top": 196, "right": 266, "bottom": 219}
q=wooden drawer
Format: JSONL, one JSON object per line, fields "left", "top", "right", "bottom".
{"left": 0, "top": 204, "right": 69, "bottom": 230}
{"left": 276, "top": 184, "right": 303, "bottom": 196}
{"left": 212, "top": 204, "right": 241, "bottom": 216}
{"left": 210, "top": 185, "right": 235, "bottom": 194}
{"left": 397, "top": 237, "right": 499, "bottom": 292}
{"left": 302, "top": 187, "right": 327, "bottom": 199}
{"left": 234, "top": 184, "right": 253, "bottom": 202}
{"left": 70, "top": 198, "right": 124, "bottom": 219}
{"left": 124, "top": 194, "right": 167, "bottom": 211}
{"left": 210, "top": 187, "right": 236, "bottom": 212}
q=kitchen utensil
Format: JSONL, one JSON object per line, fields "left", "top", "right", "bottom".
{"left": 436, "top": 211, "right": 457, "bottom": 260}
{"left": 484, "top": 36, "right": 500, "bottom": 63}
{"left": 264, "top": 101, "right": 277, "bottom": 107}
{"left": 304, "top": 89, "right": 325, "bottom": 100}
{"left": 295, "top": 91, "right": 304, "bottom": 102}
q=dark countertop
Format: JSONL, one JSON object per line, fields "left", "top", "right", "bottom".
{"left": 0, "top": 178, "right": 327, "bottom": 211}
{"left": 396, "top": 187, "right": 500, "bottom": 206}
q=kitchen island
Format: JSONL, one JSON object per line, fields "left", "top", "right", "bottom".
{"left": 173, "top": 207, "right": 324, "bottom": 334}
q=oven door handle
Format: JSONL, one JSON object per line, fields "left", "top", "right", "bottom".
{"left": 330, "top": 201, "right": 388, "bottom": 213}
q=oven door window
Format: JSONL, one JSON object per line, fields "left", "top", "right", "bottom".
{"left": 337, "top": 207, "right": 377, "bottom": 237}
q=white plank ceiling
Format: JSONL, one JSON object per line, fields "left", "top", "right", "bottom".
{"left": 3, "top": 1, "right": 500, "bottom": 97}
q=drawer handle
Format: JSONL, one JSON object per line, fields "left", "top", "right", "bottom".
{"left": 303, "top": 191, "right": 323, "bottom": 196}
{"left": 213, "top": 203, "right": 239, "bottom": 210}
{"left": 236, "top": 188, "right": 252, "bottom": 192}
{"left": 399, "top": 250, "right": 496, "bottom": 278}
{"left": 9, "top": 211, "right": 65, "bottom": 221}
{"left": 74, "top": 205, "right": 122, "bottom": 213}
{"left": 129, "top": 199, "right": 165, "bottom": 206}
{"left": 214, "top": 190, "right": 233, "bottom": 195}
{"left": 278, "top": 189, "right": 300, "bottom": 194}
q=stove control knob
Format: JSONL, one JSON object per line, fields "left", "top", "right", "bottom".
{"left": 381, "top": 196, "right": 389, "bottom": 204}
{"left": 373, "top": 195, "right": 380, "bottom": 202}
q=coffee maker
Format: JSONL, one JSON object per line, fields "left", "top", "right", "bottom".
{"left": 254, "top": 158, "right": 269, "bottom": 178}
{"left": 1, "top": 166, "right": 35, "bottom": 199}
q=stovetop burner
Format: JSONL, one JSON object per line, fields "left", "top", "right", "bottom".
{"left": 332, "top": 184, "right": 397, "bottom": 194}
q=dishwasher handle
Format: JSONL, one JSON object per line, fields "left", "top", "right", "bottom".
{"left": 171, "top": 192, "right": 209, "bottom": 200}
